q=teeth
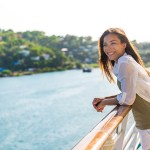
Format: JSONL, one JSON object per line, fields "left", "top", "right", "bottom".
{"left": 107, "top": 52, "right": 114, "bottom": 55}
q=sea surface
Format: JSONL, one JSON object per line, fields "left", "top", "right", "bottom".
{"left": 0, "top": 69, "right": 120, "bottom": 150}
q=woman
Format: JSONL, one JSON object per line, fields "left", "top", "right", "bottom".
{"left": 92, "top": 28, "right": 150, "bottom": 150}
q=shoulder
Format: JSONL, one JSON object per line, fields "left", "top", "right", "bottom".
{"left": 118, "top": 54, "right": 134, "bottom": 64}
{"left": 113, "top": 54, "right": 137, "bottom": 76}
{"left": 116, "top": 54, "right": 138, "bottom": 73}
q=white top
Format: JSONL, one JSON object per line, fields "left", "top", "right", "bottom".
{"left": 113, "top": 53, "right": 150, "bottom": 105}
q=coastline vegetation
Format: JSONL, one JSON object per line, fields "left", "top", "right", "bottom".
{"left": 0, "top": 29, "right": 150, "bottom": 77}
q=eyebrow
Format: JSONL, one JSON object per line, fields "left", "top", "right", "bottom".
{"left": 109, "top": 40, "right": 117, "bottom": 42}
{"left": 103, "top": 40, "right": 117, "bottom": 44}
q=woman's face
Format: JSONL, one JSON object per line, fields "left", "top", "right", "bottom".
{"left": 103, "top": 33, "right": 126, "bottom": 61}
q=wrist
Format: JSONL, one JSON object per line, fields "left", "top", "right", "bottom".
{"left": 101, "top": 99, "right": 106, "bottom": 106}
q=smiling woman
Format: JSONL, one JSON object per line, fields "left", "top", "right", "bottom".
{"left": 103, "top": 34, "right": 126, "bottom": 61}
{"left": 93, "top": 28, "right": 150, "bottom": 150}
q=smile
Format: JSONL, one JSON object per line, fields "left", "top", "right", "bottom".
{"left": 107, "top": 52, "right": 114, "bottom": 56}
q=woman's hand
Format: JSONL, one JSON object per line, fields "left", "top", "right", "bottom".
{"left": 92, "top": 98, "right": 105, "bottom": 112}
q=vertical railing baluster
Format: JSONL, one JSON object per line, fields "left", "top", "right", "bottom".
{"left": 114, "top": 114, "right": 129, "bottom": 150}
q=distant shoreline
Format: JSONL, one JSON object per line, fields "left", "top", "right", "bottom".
{"left": 0, "top": 66, "right": 149, "bottom": 78}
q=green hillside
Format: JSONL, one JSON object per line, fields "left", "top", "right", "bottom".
{"left": 0, "top": 29, "right": 149, "bottom": 77}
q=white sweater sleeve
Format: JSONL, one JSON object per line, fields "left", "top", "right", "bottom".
{"left": 116, "top": 61, "right": 138, "bottom": 105}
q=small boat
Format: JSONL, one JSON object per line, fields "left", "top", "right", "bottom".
{"left": 82, "top": 67, "right": 92, "bottom": 72}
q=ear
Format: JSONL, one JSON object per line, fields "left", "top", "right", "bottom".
{"left": 122, "top": 43, "right": 126, "bottom": 49}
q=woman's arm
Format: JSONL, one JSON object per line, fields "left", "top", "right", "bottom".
{"left": 116, "top": 62, "right": 138, "bottom": 105}
{"left": 93, "top": 95, "right": 118, "bottom": 107}
{"left": 96, "top": 97, "right": 119, "bottom": 112}
{"left": 105, "top": 95, "right": 118, "bottom": 99}
{"left": 101, "top": 97, "right": 119, "bottom": 105}
{"left": 93, "top": 96, "right": 119, "bottom": 112}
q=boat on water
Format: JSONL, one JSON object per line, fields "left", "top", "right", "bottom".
{"left": 82, "top": 67, "right": 92, "bottom": 72}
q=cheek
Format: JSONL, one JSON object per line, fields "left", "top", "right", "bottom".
{"left": 103, "top": 49, "right": 106, "bottom": 53}
{"left": 103, "top": 48, "right": 106, "bottom": 53}
{"left": 103, "top": 50, "right": 108, "bottom": 56}
{"left": 117, "top": 46, "right": 125, "bottom": 53}
{"left": 103, "top": 46, "right": 109, "bottom": 52}
{"left": 120, "top": 47, "right": 126, "bottom": 53}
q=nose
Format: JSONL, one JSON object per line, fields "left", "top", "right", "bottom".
{"left": 104, "top": 45, "right": 112, "bottom": 52}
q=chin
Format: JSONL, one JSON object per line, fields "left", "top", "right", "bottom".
{"left": 108, "top": 57, "right": 115, "bottom": 61}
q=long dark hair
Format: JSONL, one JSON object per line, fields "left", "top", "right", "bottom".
{"left": 98, "top": 28, "right": 149, "bottom": 82}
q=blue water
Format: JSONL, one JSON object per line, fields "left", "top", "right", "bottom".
{"left": 0, "top": 69, "right": 120, "bottom": 150}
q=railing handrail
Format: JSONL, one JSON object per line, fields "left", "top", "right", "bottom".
{"left": 72, "top": 105, "right": 132, "bottom": 150}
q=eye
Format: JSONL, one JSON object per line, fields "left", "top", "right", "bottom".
{"left": 111, "top": 42, "right": 116, "bottom": 45}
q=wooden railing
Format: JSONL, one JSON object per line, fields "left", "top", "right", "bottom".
{"left": 72, "top": 105, "right": 140, "bottom": 150}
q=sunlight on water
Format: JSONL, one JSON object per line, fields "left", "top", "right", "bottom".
{"left": 0, "top": 69, "right": 120, "bottom": 150}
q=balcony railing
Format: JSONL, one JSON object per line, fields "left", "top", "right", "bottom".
{"left": 72, "top": 105, "right": 141, "bottom": 150}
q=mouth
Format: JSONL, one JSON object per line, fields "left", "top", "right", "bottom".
{"left": 107, "top": 52, "right": 114, "bottom": 57}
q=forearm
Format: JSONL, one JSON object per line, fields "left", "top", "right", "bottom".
{"left": 101, "top": 97, "right": 119, "bottom": 105}
{"left": 95, "top": 96, "right": 119, "bottom": 112}
{"left": 105, "top": 95, "right": 118, "bottom": 99}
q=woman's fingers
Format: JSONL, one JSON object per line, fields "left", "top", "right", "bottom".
{"left": 93, "top": 98, "right": 102, "bottom": 104}
{"left": 97, "top": 106, "right": 105, "bottom": 112}
{"left": 92, "top": 97, "right": 106, "bottom": 113}
{"left": 93, "top": 98, "right": 103, "bottom": 105}
{"left": 92, "top": 98, "right": 102, "bottom": 109}
{"left": 95, "top": 101, "right": 106, "bottom": 112}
